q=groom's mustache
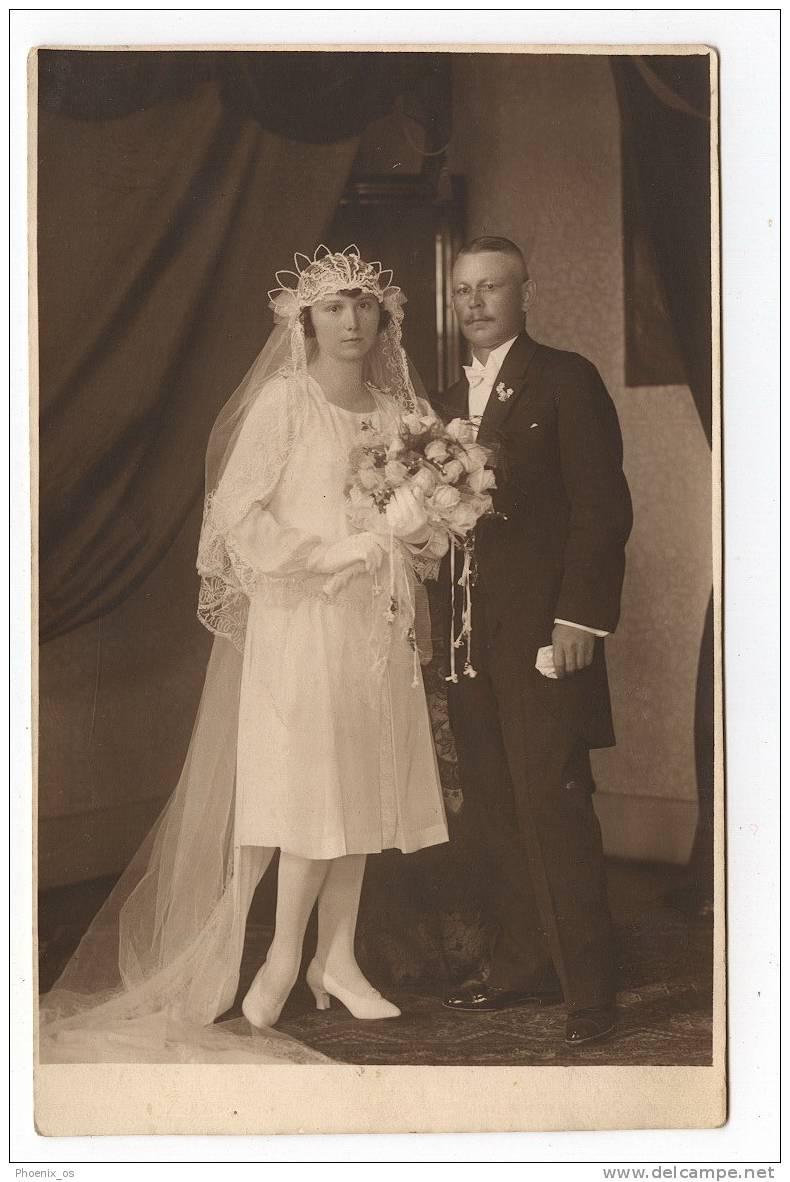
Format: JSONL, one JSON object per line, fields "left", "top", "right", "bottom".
{"left": 465, "top": 315, "right": 494, "bottom": 324}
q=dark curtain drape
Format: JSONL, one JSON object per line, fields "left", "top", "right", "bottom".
{"left": 611, "top": 54, "right": 713, "bottom": 441}
{"left": 612, "top": 55, "right": 715, "bottom": 899}
{"left": 38, "top": 50, "right": 447, "bottom": 143}
{"left": 37, "top": 50, "right": 484, "bottom": 985}
{"left": 38, "top": 50, "right": 451, "bottom": 643}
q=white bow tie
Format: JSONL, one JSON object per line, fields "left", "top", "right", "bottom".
{"left": 462, "top": 360, "right": 497, "bottom": 389}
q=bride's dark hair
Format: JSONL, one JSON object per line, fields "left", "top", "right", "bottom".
{"left": 299, "top": 288, "right": 392, "bottom": 338}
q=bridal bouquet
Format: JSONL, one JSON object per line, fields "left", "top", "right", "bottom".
{"left": 345, "top": 412, "right": 495, "bottom": 550}
{"left": 342, "top": 411, "right": 496, "bottom": 683}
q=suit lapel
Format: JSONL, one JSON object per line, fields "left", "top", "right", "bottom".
{"left": 476, "top": 333, "right": 539, "bottom": 446}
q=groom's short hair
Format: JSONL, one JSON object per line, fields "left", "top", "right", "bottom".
{"left": 457, "top": 236, "right": 529, "bottom": 281}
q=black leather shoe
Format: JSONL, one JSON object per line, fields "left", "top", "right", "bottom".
{"left": 564, "top": 1005, "right": 616, "bottom": 1046}
{"left": 443, "top": 982, "right": 564, "bottom": 1012}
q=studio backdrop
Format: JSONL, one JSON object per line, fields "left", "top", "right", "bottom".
{"left": 37, "top": 52, "right": 714, "bottom": 950}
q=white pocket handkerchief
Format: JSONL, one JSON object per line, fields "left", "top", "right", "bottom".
{"left": 535, "top": 644, "right": 558, "bottom": 679}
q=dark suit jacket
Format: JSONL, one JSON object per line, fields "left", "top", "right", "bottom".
{"left": 432, "top": 332, "right": 633, "bottom": 750}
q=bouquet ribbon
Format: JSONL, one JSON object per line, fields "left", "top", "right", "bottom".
{"left": 446, "top": 539, "right": 478, "bottom": 684}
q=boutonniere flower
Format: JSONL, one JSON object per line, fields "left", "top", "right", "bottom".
{"left": 496, "top": 382, "right": 514, "bottom": 402}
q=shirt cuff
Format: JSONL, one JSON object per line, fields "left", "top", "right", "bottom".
{"left": 554, "top": 618, "right": 609, "bottom": 638}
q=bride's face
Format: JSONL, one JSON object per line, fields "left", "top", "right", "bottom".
{"left": 308, "top": 291, "right": 381, "bottom": 363}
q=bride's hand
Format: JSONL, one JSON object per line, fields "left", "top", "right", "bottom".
{"left": 385, "top": 486, "right": 430, "bottom": 544}
{"left": 308, "top": 533, "right": 386, "bottom": 575}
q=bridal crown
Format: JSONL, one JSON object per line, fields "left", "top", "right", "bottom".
{"left": 268, "top": 244, "right": 400, "bottom": 322}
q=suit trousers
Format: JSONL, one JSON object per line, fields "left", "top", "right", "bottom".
{"left": 446, "top": 607, "right": 615, "bottom": 1009}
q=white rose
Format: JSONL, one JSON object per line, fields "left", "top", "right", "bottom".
{"left": 440, "top": 459, "right": 465, "bottom": 484}
{"left": 468, "top": 467, "right": 496, "bottom": 493}
{"left": 454, "top": 449, "right": 474, "bottom": 473}
{"left": 445, "top": 418, "right": 476, "bottom": 444}
{"left": 464, "top": 444, "right": 489, "bottom": 471}
{"left": 431, "top": 484, "right": 461, "bottom": 510}
{"left": 402, "top": 413, "right": 425, "bottom": 435}
{"left": 359, "top": 467, "right": 382, "bottom": 490}
{"left": 411, "top": 466, "right": 438, "bottom": 495}
{"left": 448, "top": 502, "right": 479, "bottom": 534}
{"left": 425, "top": 439, "right": 450, "bottom": 463}
{"left": 384, "top": 460, "right": 409, "bottom": 486}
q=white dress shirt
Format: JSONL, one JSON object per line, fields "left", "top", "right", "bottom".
{"left": 462, "top": 336, "right": 520, "bottom": 426}
{"left": 462, "top": 337, "right": 608, "bottom": 643}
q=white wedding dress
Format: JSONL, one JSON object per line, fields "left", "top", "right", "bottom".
{"left": 230, "top": 375, "right": 447, "bottom": 858}
{"left": 39, "top": 370, "right": 447, "bottom": 1065}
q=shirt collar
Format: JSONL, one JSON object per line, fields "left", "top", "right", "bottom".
{"left": 468, "top": 335, "right": 520, "bottom": 373}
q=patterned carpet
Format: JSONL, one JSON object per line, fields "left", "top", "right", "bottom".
{"left": 239, "top": 897, "right": 714, "bottom": 1066}
{"left": 39, "top": 863, "right": 712, "bottom": 1067}
{"left": 39, "top": 616, "right": 714, "bottom": 1065}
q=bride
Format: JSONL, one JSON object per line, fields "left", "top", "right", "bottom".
{"left": 40, "top": 245, "right": 449, "bottom": 1063}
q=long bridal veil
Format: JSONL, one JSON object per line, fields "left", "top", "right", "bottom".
{"left": 39, "top": 639, "right": 330, "bottom": 1064}
{"left": 39, "top": 328, "right": 333, "bottom": 1065}
{"left": 39, "top": 249, "right": 429, "bottom": 1064}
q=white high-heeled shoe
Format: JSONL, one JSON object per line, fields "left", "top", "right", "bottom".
{"left": 241, "top": 959, "right": 296, "bottom": 1029}
{"left": 306, "top": 958, "right": 401, "bottom": 1020}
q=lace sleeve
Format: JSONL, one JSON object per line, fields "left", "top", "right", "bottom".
{"left": 224, "top": 509, "right": 322, "bottom": 592}
{"left": 196, "top": 372, "right": 308, "bottom": 649}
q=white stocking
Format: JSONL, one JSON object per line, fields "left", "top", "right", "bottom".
{"left": 252, "top": 851, "right": 329, "bottom": 1001}
{"left": 315, "top": 853, "right": 375, "bottom": 993}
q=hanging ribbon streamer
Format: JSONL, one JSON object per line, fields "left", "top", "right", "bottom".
{"left": 445, "top": 539, "right": 477, "bottom": 683}
{"left": 446, "top": 543, "right": 458, "bottom": 683}
{"left": 399, "top": 557, "right": 421, "bottom": 689}
{"left": 386, "top": 528, "right": 397, "bottom": 622}
{"left": 389, "top": 531, "right": 420, "bottom": 688}
{"left": 460, "top": 545, "right": 477, "bottom": 679}
{"left": 364, "top": 530, "right": 421, "bottom": 689}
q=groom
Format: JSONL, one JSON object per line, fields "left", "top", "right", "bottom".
{"left": 432, "top": 237, "right": 632, "bottom": 1046}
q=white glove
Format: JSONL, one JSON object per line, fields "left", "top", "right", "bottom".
{"left": 308, "top": 532, "right": 386, "bottom": 576}
{"left": 384, "top": 486, "right": 430, "bottom": 544}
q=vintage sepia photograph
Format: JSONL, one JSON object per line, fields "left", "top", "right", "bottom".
{"left": 31, "top": 40, "right": 723, "bottom": 1134}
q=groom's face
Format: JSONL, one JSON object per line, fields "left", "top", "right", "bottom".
{"left": 452, "top": 251, "right": 526, "bottom": 355}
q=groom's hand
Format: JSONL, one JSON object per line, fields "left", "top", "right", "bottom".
{"left": 551, "top": 623, "right": 595, "bottom": 678}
